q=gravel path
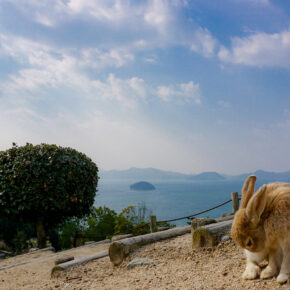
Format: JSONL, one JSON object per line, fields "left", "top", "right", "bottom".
{"left": 0, "top": 242, "right": 109, "bottom": 289}
{"left": 2, "top": 233, "right": 288, "bottom": 289}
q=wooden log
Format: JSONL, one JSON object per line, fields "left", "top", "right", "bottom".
{"left": 27, "top": 246, "right": 55, "bottom": 254}
{"left": 51, "top": 250, "right": 108, "bottom": 276}
{"left": 149, "top": 216, "right": 157, "bottom": 233}
{"left": 231, "top": 192, "right": 239, "bottom": 213}
{"left": 54, "top": 255, "right": 74, "bottom": 265}
{"left": 109, "top": 225, "right": 191, "bottom": 266}
{"left": 215, "top": 214, "right": 235, "bottom": 223}
{"left": 192, "top": 220, "right": 233, "bottom": 249}
{"left": 112, "top": 234, "right": 133, "bottom": 242}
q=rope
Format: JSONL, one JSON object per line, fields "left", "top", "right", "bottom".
{"left": 156, "top": 199, "right": 233, "bottom": 224}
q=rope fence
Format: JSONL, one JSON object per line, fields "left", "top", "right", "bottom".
{"left": 156, "top": 198, "right": 233, "bottom": 224}
{"left": 72, "top": 193, "right": 241, "bottom": 245}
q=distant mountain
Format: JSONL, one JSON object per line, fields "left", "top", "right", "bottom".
{"left": 188, "top": 172, "right": 226, "bottom": 181}
{"left": 99, "top": 167, "right": 290, "bottom": 182}
{"left": 239, "top": 170, "right": 290, "bottom": 182}
{"left": 99, "top": 167, "right": 193, "bottom": 180}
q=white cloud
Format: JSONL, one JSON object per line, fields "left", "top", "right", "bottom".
{"left": 80, "top": 48, "right": 134, "bottom": 68}
{"left": 232, "top": 0, "right": 270, "bottom": 6}
{"left": 277, "top": 119, "right": 290, "bottom": 128}
{"left": 91, "top": 74, "right": 148, "bottom": 108}
{"left": 157, "top": 81, "right": 201, "bottom": 104}
{"left": 190, "top": 28, "right": 217, "bottom": 58}
{"left": 218, "top": 30, "right": 290, "bottom": 68}
{"left": 66, "top": 0, "right": 132, "bottom": 22}
{"left": 144, "top": 0, "right": 173, "bottom": 34}
{"left": 0, "top": 33, "right": 203, "bottom": 108}
{"left": 0, "top": 0, "right": 218, "bottom": 59}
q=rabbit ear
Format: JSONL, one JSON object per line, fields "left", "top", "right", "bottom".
{"left": 240, "top": 175, "right": 257, "bottom": 209}
{"left": 245, "top": 185, "right": 267, "bottom": 227}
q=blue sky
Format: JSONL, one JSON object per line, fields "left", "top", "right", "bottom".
{"left": 0, "top": 0, "right": 290, "bottom": 174}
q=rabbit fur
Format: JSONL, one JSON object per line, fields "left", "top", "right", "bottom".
{"left": 231, "top": 175, "right": 290, "bottom": 284}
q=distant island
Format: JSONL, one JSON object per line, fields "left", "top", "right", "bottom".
{"left": 188, "top": 172, "right": 225, "bottom": 181}
{"left": 130, "top": 181, "right": 156, "bottom": 191}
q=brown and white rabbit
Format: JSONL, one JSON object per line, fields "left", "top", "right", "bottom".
{"left": 231, "top": 175, "right": 290, "bottom": 284}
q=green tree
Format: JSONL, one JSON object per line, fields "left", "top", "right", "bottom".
{"left": 114, "top": 202, "right": 152, "bottom": 235}
{"left": 0, "top": 143, "right": 98, "bottom": 248}
{"left": 85, "top": 206, "right": 117, "bottom": 241}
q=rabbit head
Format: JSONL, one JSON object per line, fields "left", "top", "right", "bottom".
{"left": 231, "top": 175, "right": 268, "bottom": 252}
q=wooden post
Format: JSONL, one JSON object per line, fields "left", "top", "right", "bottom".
{"left": 231, "top": 192, "right": 239, "bottom": 213}
{"left": 74, "top": 231, "right": 84, "bottom": 247}
{"left": 149, "top": 216, "right": 157, "bottom": 233}
{"left": 191, "top": 220, "right": 233, "bottom": 249}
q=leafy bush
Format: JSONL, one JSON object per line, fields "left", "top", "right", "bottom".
{"left": 0, "top": 216, "right": 35, "bottom": 253}
{"left": 84, "top": 206, "right": 117, "bottom": 241}
{"left": 0, "top": 143, "right": 99, "bottom": 248}
{"left": 114, "top": 202, "right": 152, "bottom": 235}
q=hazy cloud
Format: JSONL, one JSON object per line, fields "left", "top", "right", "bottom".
{"left": 157, "top": 81, "right": 201, "bottom": 104}
{"left": 218, "top": 30, "right": 290, "bottom": 68}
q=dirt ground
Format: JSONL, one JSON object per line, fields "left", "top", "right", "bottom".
{"left": 0, "top": 242, "right": 109, "bottom": 290}
{"left": 1, "top": 233, "right": 289, "bottom": 290}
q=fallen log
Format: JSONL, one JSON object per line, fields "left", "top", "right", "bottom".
{"left": 54, "top": 255, "right": 74, "bottom": 265}
{"left": 27, "top": 246, "right": 55, "bottom": 254}
{"left": 112, "top": 234, "right": 133, "bottom": 242}
{"left": 191, "top": 219, "right": 233, "bottom": 249}
{"left": 109, "top": 226, "right": 191, "bottom": 266}
{"left": 51, "top": 250, "right": 108, "bottom": 276}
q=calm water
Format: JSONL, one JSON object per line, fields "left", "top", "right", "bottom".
{"left": 94, "top": 178, "right": 267, "bottom": 226}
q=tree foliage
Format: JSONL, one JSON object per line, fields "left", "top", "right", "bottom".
{"left": 114, "top": 202, "right": 152, "bottom": 235}
{"left": 0, "top": 143, "right": 99, "bottom": 247}
{"left": 85, "top": 206, "right": 117, "bottom": 240}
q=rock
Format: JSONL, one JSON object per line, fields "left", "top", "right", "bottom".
{"left": 221, "top": 235, "right": 230, "bottom": 242}
{"left": 29, "top": 248, "right": 39, "bottom": 252}
{"left": 84, "top": 241, "right": 95, "bottom": 245}
{"left": 130, "top": 181, "right": 155, "bottom": 191}
{"left": 55, "top": 255, "right": 74, "bottom": 265}
{"left": 127, "top": 258, "right": 153, "bottom": 269}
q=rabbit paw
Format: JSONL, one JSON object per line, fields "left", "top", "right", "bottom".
{"left": 277, "top": 273, "right": 289, "bottom": 284}
{"left": 242, "top": 263, "right": 261, "bottom": 280}
{"left": 261, "top": 265, "right": 278, "bottom": 279}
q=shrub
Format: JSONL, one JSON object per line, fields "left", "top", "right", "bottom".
{"left": 0, "top": 143, "right": 99, "bottom": 248}
{"left": 84, "top": 206, "right": 117, "bottom": 241}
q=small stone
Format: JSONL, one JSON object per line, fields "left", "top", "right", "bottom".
{"left": 221, "top": 235, "right": 230, "bottom": 242}
{"left": 29, "top": 248, "right": 39, "bottom": 252}
{"left": 127, "top": 258, "right": 153, "bottom": 269}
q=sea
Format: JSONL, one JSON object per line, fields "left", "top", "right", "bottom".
{"left": 94, "top": 178, "right": 268, "bottom": 226}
